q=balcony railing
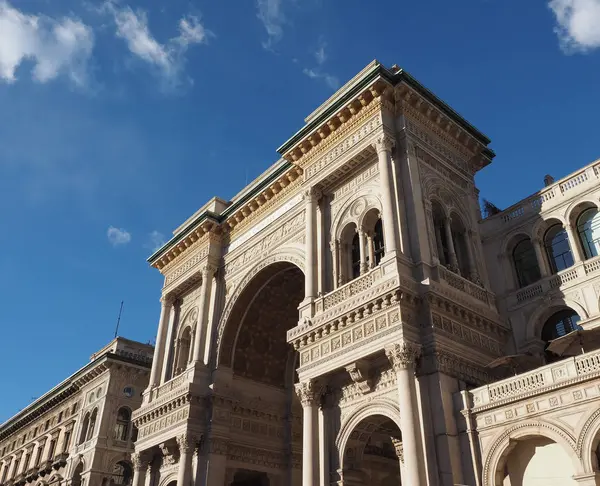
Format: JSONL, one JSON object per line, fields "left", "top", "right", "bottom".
{"left": 484, "top": 162, "right": 600, "bottom": 228}
{"left": 511, "top": 256, "right": 600, "bottom": 307}
{"left": 470, "top": 347, "right": 600, "bottom": 409}
{"left": 438, "top": 265, "right": 494, "bottom": 307}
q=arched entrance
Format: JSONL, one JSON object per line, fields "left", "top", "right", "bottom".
{"left": 499, "top": 436, "right": 577, "bottom": 485}
{"left": 218, "top": 261, "right": 305, "bottom": 485}
{"left": 340, "top": 414, "right": 403, "bottom": 485}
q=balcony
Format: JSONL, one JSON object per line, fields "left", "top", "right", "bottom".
{"left": 508, "top": 255, "right": 600, "bottom": 309}
{"left": 468, "top": 348, "right": 600, "bottom": 410}
{"left": 437, "top": 265, "right": 495, "bottom": 308}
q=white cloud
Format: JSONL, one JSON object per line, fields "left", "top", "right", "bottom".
{"left": 257, "top": 0, "right": 284, "bottom": 49}
{"left": 0, "top": 1, "right": 93, "bottom": 86}
{"left": 107, "top": 226, "right": 131, "bottom": 246}
{"left": 315, "top": 42, "right": 326, "bottom": 65}
{"left": 549, "top": 0, "right": 600, "bottom": 52}
{"left": 103, "top": 2, "right": 209, "bottom": 83}
{"left": 147, "top": 230, "right": 165, "bottom": 252}
{"left": 303, "top": 68, "right": 339, "bottom": 90}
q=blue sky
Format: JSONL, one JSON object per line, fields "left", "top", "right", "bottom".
{"left": 0, "top": 0, "right": 599, "bottom": 421}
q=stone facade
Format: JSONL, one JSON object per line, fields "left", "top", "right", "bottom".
{"left": 0, "top": 338, "right": 153, "bottom": 486}
{"left": 132, "top": 60, "right": 508, "bottom": 486}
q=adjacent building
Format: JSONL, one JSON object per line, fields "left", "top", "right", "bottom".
{"left": 0, "top": 338, "right": 153, "bottom": 486}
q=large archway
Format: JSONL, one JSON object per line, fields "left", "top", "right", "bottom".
{"left": 339, "top": 414, "right": 403, "bottom": 485}
{"left": 218, "top": 261, "right": 305, "bottom": 485}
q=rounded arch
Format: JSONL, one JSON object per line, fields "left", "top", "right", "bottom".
{"left": 527, "top": 300, "right": 589, "bottom": 342}
{"left": 482, "top": 421, "right": 581, "bottom": 486}
{"left": 335, "top": 398, "right": 401, "bottom": 471}
{"left": 430, "top": 196, "right": 448, "bottom": 219}
{"left": 48, "top": 474, "right": 63, "bottom": 485}
{"left": 566, "top": 199, "right": 600, "bottom": 227}
{"left": 425, "top": 182, "right": 469, "bottom": 224}
{"left": 577, "top": 407, "right": 600, "bottom": 472}
{"left": 114, "top": 406, "right": 132, "bottom": 441}
{"left": 332, "top": 192, "right": 382, "bottom": 241}
{"left": 215, "top": 249, "right": 305, "bottom": 367}
{"left": 500, "top": 231, "right": 534, "bottom": 256}
{"left": 177, "top": 306, "right": 198, "bottom": 335}
{"left": 531, "top": 215, "right": 568, "bottom": 242}
{"left": 157, "top": 475, "right": 177, "bottom": 486}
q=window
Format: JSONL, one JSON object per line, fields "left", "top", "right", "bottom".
{"left": 578, "top": 208, "right": 600, "bottom": 259}
{"left": 542, "top": 308, "right": 582, "bottom": 362}
{"left": 33, "top": 428, "right": 37, "bottom": 438}
{"left": 432, "top": 202, "right": 450, "bottom": 266}
{"left": 87, "top": 409, "right": 98, "bottom": 441}
{"left": 23, "top": 453, "right": 30, "bottom": 472}
{"left": 174, "top": 329, "right": 192, "bottom": 376}
{"left": 1, "top": 460, "right": 8, "bottom": 482}
{"left": 78, "top": 413, "right": 90, "bottom": 445}
{"left": 544, "top": 224, "right": 573, "bottom": 273}
{"left": 513, "top": 238, "right": 541, "bottom": 288}
{"left": 48, "top": 439, "right": 56, "bottom": 461}
{"left": 12, "top": 458, "right": 19, "bottom": 479}
{"left": 373, "top": 219, "right": 385, "bottom": 265}
{"left": 351, "top": 232, "right": 361, "bottom": 280}
{"left": 63, "top": 431, "right": 72, "bottom": 452}
{"left": 44, "top": 421, "right": 50, "bottom": 432}
{"left": 34, "top": 446, "right": 42, "bottom": 467}
{"left": 57, "top": 412, "right": 63, "bottom": 424}
{"left": 112, "top": 461, "right": 133, "bottom": 486}
{"left": 71, "top": 403, "right": 78, "bottom": 415}
{"left": 114, "top": 408, "right": 131, "bottom": 442}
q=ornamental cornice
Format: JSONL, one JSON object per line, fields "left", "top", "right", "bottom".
{"left": 281, "top": 81, "right": 393, "bottom": 166}
{"left": 430, "top": 312, "right": 503, "bottom": 357}
{"left": 132, "top": 389, "right": 192, "bottom": 427}
{"left": 395, "top": 84, "right": 487, "bottom": 162}
{"left": 153, "top": 223, "right": 221, "bottom": 271}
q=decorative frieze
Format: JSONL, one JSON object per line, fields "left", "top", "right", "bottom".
{"left": 137, "top": 405, "right": 190, "bottom": 440}
{"left": 430, "top": 312, "right": 502, "bottom": 356}
{"left": 332, "top": 163, "right": 378, "bottom": 204}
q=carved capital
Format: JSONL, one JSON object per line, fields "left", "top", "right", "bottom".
{"left": 391, "top": 438, "right": 404, "bottom": 463}
{"left": 160, "top": 294, "right": 176, "bottom": 306}
{"left": 176, "top": 433, "right": 196, "bottom": 455}
{"left": 295, "top": 380, "right": 322, "bottom": 407}
{"left": 385, "top": 342, "right": 422, "bottom": 371}
{"left": 303, "top": 186, "right": 322, "bottom": 202}
{"left": 131, "top": 452, "right": 148, "bottom": 471}
{"left": 159, "top": 442, "right": 177, "bottom": 466}
{"left": 201, "top": 264, "right": 217, "bottom": 279}
{"left": 372, "top": 134, "right": 395, "bottom": 154}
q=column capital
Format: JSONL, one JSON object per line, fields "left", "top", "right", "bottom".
{"left": 131, "top": 452, "right": 150, "bottom": 471}
{"left": 176, "top": 433, "right": 197, "bottom": 455}
{"left": 303, "top": 186, "right": 322, "bottom": 202}
{"left": 385, "top": 342, "right": 422, "bottom": 371}
{"left": 201, "top": 264, "right": 217, "bottom": 279}
{"left": 294, "top": 380, "right": 323, "bottom": 407}
{"left": 160, "top": 294, "right": 176, "bottom": 305}
{"left": 372, "top": 134, "right": 395, "bottom": 153}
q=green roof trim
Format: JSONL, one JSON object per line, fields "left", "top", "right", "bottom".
{"left": 147, "top": 160, "right": 294, "bottom": 264}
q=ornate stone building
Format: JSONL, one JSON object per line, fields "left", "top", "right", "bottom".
{"left": 0, "top": 338, "right": 153, "bottom": 486}
{"left": 131, "top": 59, "right": 600, "bottom": 486}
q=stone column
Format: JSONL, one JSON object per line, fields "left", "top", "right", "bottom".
{"left": 161, "top": 300, "right": 179, "bottom": 383}
{"left": 337, "top": 240, "right": 346, "bottom": 286}
{"left": 366, "top": 233, "right": 376, "bottom": 269}
{"left": 566, "top": 224, "right": 584, "bottom": 262}
{"left": 465, "top": 230, "right": 481, "bottom": 283}
{"left": 357, "top": 228, "right": 367, "bottom": 274}
{"left": 443, "top": 217, "right": 459, "bottom": 272}
{"left": 532, "top": 237, "right": 550, "bottom": 277}
{"left": 434, "top": 222, "right": 445, "bottom": 264}
{"left": 373, "top": 136, "right": 398, "bottom": 257}
{"left": 203, "top": 439, "right": 228, "bottom": 486}
{"left": 295, "top": 381, "right": 321, "bottom": 486}
{"left": 304, "top": 188, "right": 319, "bottom": 300}
{"left": 149, "top": 296, "right": 173, "bottom": 388}
{"left": 385, "top": 343, "right": 425, "bottom": 486}
{"left": 330, "top": 240, "right": 339, "bottom": 290}
{"left": 131, "top": 453, "right": 148, "bottom": 486}
{"left": 176, "top": 435, "right": 195, "bottom": 486}
{"left": 192, "top": 265, "right": 216, "bottom": 364}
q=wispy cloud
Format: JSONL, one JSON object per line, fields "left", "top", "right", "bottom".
{"left": 549, "top": 0, "right": 600, "bottom": 52}
{"left": 147, "top": 230, "right": 165, "bottom": 252}
{"left": 102, "top": 1, "right": 210, "bottom": 85}
{"left": 0, "top": 0, "right": 94, "bottom": 86}
{"left": 315, "top": 40, "right": 326, "bottom": 65}
{"left": 256, "top": 0, "right": 284, "bottom": 49}
{"left": 303, "top": 68, "right": 339, "bottom": 90}
{"left": 107, "top": 226, "right": 131, "bottom": 246}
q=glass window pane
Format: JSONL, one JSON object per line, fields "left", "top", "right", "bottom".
{"left": 545, "top": 224, "right": 573, "bottom": 273}
{"left": 513, "top": 239, "right": 541, "bottom": 287}
{"left": 578, "top": 208, "right": 600, "bottom": 259}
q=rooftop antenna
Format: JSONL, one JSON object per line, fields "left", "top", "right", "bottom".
{"left": 114, "top": 301, "right": 124, "bottom": 338}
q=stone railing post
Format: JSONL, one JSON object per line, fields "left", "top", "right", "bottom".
{"left": 385, "top": 342, "right": 425, "bottom": 486}
{"left": 295, "top": 381, "right": 322, "bottom": 486}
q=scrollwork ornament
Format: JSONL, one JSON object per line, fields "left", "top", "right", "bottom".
{"left": 385, "top": 342, "right": 422, "bottom": 371}
{"left": 176, "top": 433, "right": 196, "bottom": 455}
{"left": 372, "top": 134, "right": 395, "bottom": 154}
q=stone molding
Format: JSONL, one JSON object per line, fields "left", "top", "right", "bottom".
{"left": 294, "top": 381, "right": 323, "bottom": 407}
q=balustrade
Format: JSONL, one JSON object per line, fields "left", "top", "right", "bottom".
{"left": 438, "top": 265, "right": 492, "bottom": 305}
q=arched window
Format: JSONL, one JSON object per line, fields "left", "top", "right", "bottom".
{"left": 577, "top": 208, "right": 600, "bottom": 259}
{"left": 72, "top": 463, "right": 83, "bottom": 486}
{"left": 450, "top": 215, "right": 471, "bottom": 278}
{"left": 373, "top": 219, "right": 385, "bottom": 265}
{"left": 86, "top": 409, "right": 97, "bottom": 441}
{"left": 112, "top": 462, "right": 132, "bottom": 486}
{"left": 78, "top": 413, "right": 90, "bottom": 445}
{"left": 544, "top": 223, "right": 573, "bottom": 273}
{"left": 432, "top": 202, "right": 449, "bottom": 266}
{"left": 541, "top": 308, "right": 582, "bottom": 362}
{"left": 175, "top": 328, "right": 192, "bottom": 376}
{"left": 351, "top": 232, "right": 361, "bottom": 280}
{"left": 513, "top": 238, "right": 541, "bottom": 288}
{"left": 114, "top": 408, "right": 131, "bottom": 442}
